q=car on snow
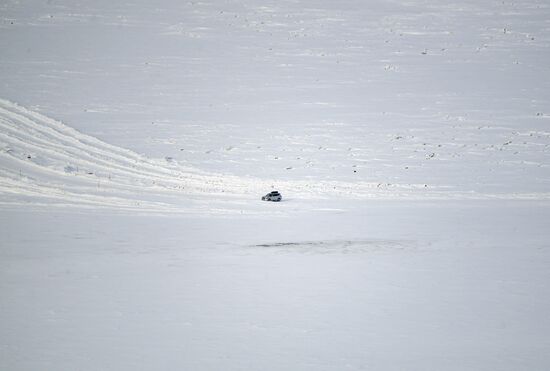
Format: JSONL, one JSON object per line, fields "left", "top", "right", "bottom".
{"left": 262, "top": 191, "right": 282, "bottom": 202}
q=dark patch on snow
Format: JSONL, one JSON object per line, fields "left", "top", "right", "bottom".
{"left": 252, "top": 239, "right": 416, "bottom": 254}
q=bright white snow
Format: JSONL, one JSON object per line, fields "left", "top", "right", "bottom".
{"left": 1, "top": 0, "right": 550, "bottom": 370}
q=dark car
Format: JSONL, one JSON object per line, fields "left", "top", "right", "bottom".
{"left": 262, "top": 191, "right": 282, "bottom": 202}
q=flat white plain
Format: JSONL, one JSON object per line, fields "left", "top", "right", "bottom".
{"left": 1, "top": 1, "right": 549, "bottom": 370}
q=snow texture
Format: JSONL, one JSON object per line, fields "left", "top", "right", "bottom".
{"left": 1, "top": 0, "right": 550, "bottom": 370}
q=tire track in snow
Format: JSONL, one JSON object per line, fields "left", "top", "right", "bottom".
{"left": 0, "top": 102, "right": 228, "bottom": 191}
{"left": 1, "top": 98, "right": 548, "bottom": 213}
{"left": 0, "top": 99, "right": 259, "bottom": 207}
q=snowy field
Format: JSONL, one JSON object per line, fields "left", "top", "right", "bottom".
{"left": 1, "top": 0, "right": 550, "bottom": 370}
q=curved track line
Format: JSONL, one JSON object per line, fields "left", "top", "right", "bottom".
{"left": 1, "top": 98, "right": 548, "bottom": 213}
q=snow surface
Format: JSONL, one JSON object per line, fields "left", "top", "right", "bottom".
{"left": 1, "top": 0, "right": 550, "bottom": 370}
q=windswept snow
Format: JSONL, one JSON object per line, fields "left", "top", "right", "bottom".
{"left": 2, "top": 0, "right": 550, "bottom": 209}
{"left": 1, "top": 98, "right": 549, "bottom": 213}
{"left": 2, "top": 202, "right": 550, "bottom": 371}
{"left": 1, "top": 0, "right": 550, "bottom": 370}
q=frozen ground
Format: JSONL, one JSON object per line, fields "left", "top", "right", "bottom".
{"left": 1, "top": 0, "right": 550, "bottom": 370}
{"left": 2, "top": 202, "right": 550, "bottom": 371}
